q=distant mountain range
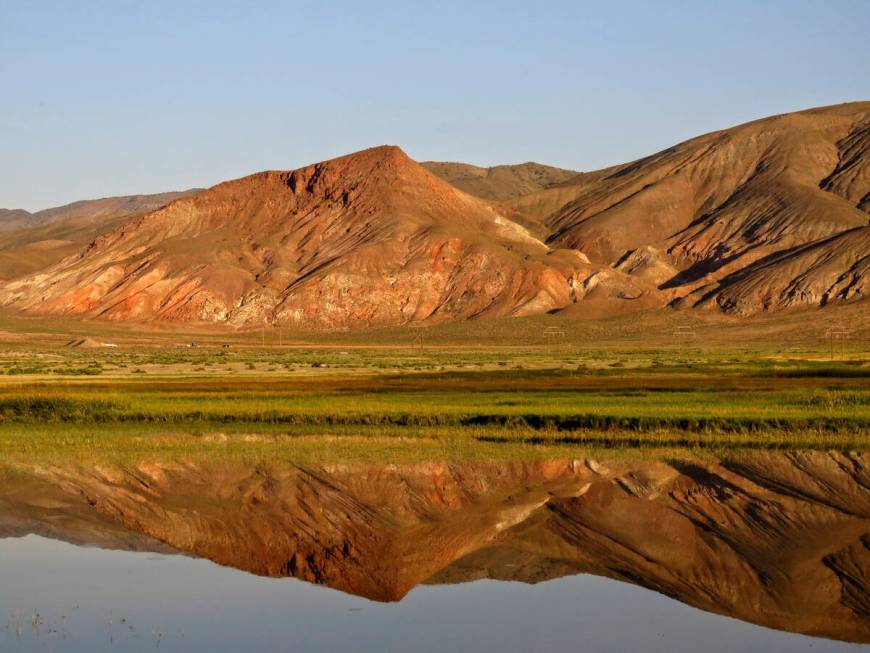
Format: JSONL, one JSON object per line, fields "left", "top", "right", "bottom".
{"left": 0, "top": 102, "right": 867, "bottom": 329}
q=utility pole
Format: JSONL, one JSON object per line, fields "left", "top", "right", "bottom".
{"left": 672, "top": 325, "right": 697, "bottom": 350}
{"left": 542, "top": 326, "right": 566, "bottom": 355}
{"left": 410, "top": 324, "right": 426, "bottom": 350}
{"left": 827, "top": 326, "right": 850, "bottom": 361}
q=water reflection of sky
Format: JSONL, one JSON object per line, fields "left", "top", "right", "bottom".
{"left": 1, "top": 535, "right": 862, "bottom": 653}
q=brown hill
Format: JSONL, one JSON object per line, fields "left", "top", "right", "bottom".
{"left": 0, "top": 147, "right": 620, "bottom": 328}
{"left": 0, "top": 190, "right": 200, "bottom": 280}
{"left": 0, "top": 208, "right": 32, "bottom": 229}
{"left": 0, "top": 190, "right": 199, "bottom": 232}
{"left": 421, "top": 161, "right": 580, "bottom": 202}
{"left": 18, "top": 190, "right": 199, "bottom": 228}
{"left": 422, "top": 103, "right": 869, "bottom": 318}
{"left": 519, "top": 102, "right": 870, "bottom": 314}
{"left": 2, "top": 452, "right": 868, "bottom": 641}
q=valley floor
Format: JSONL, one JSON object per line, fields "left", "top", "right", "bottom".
{"left": 0, "top": 315, "right": 866, "bottom": 463}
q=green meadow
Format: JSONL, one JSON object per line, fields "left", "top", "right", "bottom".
{"left": 0, "top": 338, "right": 866, "bottom": 463}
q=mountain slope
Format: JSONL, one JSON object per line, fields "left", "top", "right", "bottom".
{"left": 0, "top": 190, "right": 200, "bottom": 280}
{"left": 543, "top": 103, "right": 870, "bottom": 261}
{"left": 421, "top": 161, "right": 580, "bottom": 202}
{"left": 530, "top": 102, "right": 870, "bottom": 313}
{"left": 0, "top": 147, "right": 605, "bottom": 328}
{"left": 0, "top": 208, "right": 32, "bottom": 229}
{"left": 690, "top": 225, "right": 870, "bottom": 314}
{"left": 0, "top": 190, "right": 199, "bottom": 232}
{"left": 428, "top": 103, "right": 869, "bottom": 317}
{"left": 9, "top": 190, "right": 200, "bottom": 228}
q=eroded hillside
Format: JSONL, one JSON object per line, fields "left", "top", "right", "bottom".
{"left": 1, "top": 103, "right": 867, "bottom": 327}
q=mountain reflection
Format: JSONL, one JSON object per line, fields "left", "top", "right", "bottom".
{"left": 1, "top": 451, "right": 867, "bottom": 642}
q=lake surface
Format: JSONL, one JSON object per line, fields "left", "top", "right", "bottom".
{"left": 1, "top": 451, "right": 867, "bottom": 651}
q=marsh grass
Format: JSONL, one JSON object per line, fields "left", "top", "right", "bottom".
{"left": 0, "top": 344, "right": 865, "bottom": 464}
{"left": 1, "top": 376, "right": 867, "bottom": 428}
{"left": 5, "top": 423, "right": 852, "bottom": 468}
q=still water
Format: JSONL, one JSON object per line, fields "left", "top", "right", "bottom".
{"left": 0, "top": 451, "right": 867, "bottom": 652}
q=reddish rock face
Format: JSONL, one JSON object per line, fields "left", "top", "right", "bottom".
{"left": 2, "top": 452, "right": 868, "bottom": 642}
{"left": 0, "top": 146, "right": 627, "bottom": 328}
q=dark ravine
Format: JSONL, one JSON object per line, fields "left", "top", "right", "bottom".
{"left": 1, "top": 451, "right": 868, "bottom": 642}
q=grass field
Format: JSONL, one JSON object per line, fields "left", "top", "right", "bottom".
{"left": 0, "top": 326, "right": 866, "bottom": 463}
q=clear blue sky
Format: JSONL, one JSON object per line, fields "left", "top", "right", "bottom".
{"left": 2, "top": 0, "right": 868, "bottom": 211}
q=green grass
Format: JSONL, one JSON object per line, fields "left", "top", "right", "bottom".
{"left": 2, "top": 421, "right": 857, "bottom": 467}
{"left": 1, "top": 388, "right": 867, "bottom": 431}
{"left": 0, "top": 349, "right": 866, "bottom": 463}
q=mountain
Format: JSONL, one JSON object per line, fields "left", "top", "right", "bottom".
{"left": 0, "top": 190, "right": 200, "bottom": 231}
{"left": 0, "top": 208, "right": 32, "bottom": 229}
{"left": 421, "top": 161, "right": 580, "bottom": 202}
{"left": 513, "top": 102, "right": 870, "bottom": 314}
{"left": 2, "top": 452, "right": 868, "bottom": 642}
{"left": 0, "top": 146, "right": 618, "bottom": 328}
{"left": 0, "top": 190, "right": 200, "bottom": 280}
{"left": 1, "top": 103, "right": 867, "bottom": 328}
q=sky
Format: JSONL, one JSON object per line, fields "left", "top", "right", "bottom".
{"left": 1, "top": 0, "right": 868, "bottom": 212}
